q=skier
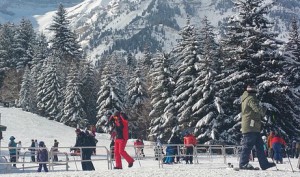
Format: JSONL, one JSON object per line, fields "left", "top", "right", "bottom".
{"left": 8, "top": 136, "right": 17, "bottom": 167}
{"left": 154, "top": 137, "right": 164, "bottom": 160}
{"left": 52, "top": 139, "right": 59, "bottom": 162}
{"left": 170, "top": 132, "right": 183, "bottom": 163}
{"left": 183, "top": 132, "right": 196, "bottom": 164}
{"left": 74, "top": 128, "right": 95, "bottom": 171}
{"left": 271, "top": 132, "right": 286, "bottom": 164}
{"left": 239, "top": 84, "right": 275, "bottom": 170}
{"left": 37, "top": 141, "right": 48, "bottom": 172}
{"left": 16, "top": 141, "right": 22, "bottom": 161}
{"left": 108, "top": 111, "right": 134, "bottom": 169}
{"left": 29, "top": 139, "right": 36, "bottom": 162}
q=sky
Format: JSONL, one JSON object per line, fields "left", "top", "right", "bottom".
{"left": 0, "top": 106, "right": 299, "bottom": 177}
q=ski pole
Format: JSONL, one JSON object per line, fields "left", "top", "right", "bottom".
{"left": 270, "top": 156, "right": 279, "bottom": 171}
{"left": 285, "top": 148, "right": 294, "bottom": 172}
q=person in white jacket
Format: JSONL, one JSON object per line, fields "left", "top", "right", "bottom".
{"left": 17, "top": 141, "right": 22, "bottom": 161}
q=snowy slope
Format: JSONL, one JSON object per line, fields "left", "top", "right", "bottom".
{"left": 0, "top": 106, "right": 299, "bottom": 176}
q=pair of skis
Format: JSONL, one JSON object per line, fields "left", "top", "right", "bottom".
{"left": 227, "top": 163, "right": 260, "bottom": 171}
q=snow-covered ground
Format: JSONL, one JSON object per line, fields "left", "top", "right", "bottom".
{"left": 0, "top": 106, "right": 299, "bottom": 176}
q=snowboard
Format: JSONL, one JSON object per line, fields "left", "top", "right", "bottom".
{"left": 227, "top": 163, "right": 260, "bottom": 171}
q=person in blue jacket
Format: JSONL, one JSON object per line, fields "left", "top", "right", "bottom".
{"left": 37, "top": 141, "right": 48, "bottom": 172}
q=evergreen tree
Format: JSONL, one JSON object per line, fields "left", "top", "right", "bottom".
{"left": 61, "top": 65, "right": 87, "bottom": 127}
{"left": 0, "top": 23, "right": 15, "bottom": 87}
{"left": 19, "top": 66, "right": 34, "bottom": 111}
{"left": 96, "top": 54, "right": 126, "bottom": 133}
{"left": 14, "top": 18, "right": 36, "bottom": 70}
{"left": 80, "top": 61, "right": 98, "bottom": 125}
{"left": 148, "top": 52, "right": 175, "bottom": 142}
{"left": 127, "top": 65, "right": 149, "bottom": 137}
{"left": 285, "top": 17, "right": 300, "bottom": 86}
{"left": 37, "top": 56, "right": 63, "bottom": 120}
{"left": 172, "top": 18, "right": 201, "bottom": 131}
{"left": 48, "top": 4, "right": 82, "bottom": 62}
{"left": 30, "top": 33, "right": 49, "bottom": 113}
{"left": 192, "top": 16, "right": 223, "bottom": 144}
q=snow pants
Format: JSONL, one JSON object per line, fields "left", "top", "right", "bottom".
{"left": 114, "top": 139, "right": 134, "bottom": 169}
{"left": 37, "top": 163, "right": 48, "bottom": 172}
{"left": 272, "top": 143, "right": 283, "bottom": 163}
{"left": 239, "top": 132, "right": 270, "bottom": 169}
{"left": 81, "top": 149, "right": 95, "bottom": 171}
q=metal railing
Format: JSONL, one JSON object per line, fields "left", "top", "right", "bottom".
{"left": 0, "top": 145, "right": 111, "bottom": 173}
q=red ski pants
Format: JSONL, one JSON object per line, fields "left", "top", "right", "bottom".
{"left": 114, "top": 139, "right": 134, "bottom": 168}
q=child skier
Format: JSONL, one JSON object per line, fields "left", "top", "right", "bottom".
{"left": 271, "top": 132, "right": 286, "bottom": 164}
{"left": 37, "top": 141, "right": 48, "bottom": 172}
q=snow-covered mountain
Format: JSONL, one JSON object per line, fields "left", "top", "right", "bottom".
{"left": 2, "top": 0, "right": 300, "bottom": 60}
{"left": 36, "top": 0, "right": 300, "bottom": 60}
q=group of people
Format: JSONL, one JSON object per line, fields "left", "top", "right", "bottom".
{"left": 72, "top": 111, "right": 135, "bottom": 171}
{"left": 156, "top": 131, "right": 197, "bottom": 165}
{"left": 8, "top": 136, "right": 59, "bottom": 172}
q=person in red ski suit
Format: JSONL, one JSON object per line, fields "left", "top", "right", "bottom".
{"left": 109, "top": 111, "right": 134, "bottom": 169}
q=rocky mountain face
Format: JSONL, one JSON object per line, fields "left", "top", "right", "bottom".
{"left": 2, "top": 0, "right": 300, "bottom": 60}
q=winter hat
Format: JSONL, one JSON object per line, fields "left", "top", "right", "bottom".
{"left": 113, "top": 111, "right": 120, "bottom": 117}
{"left": 39, "top": 141, "right": 45, "bottom": 147}
{"left": 9, "top": 136, "right": 15, "bottom": 140}
{"left": 246, "top": 84, "right": 257, "bottom": 92}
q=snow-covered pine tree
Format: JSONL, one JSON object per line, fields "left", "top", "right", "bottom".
{"left": 0, "top": 23, "right": 15, "bottom": 88}
{"left": 96, "top": 54, "right": 125, "bottom": 132}
{"left": 95, "top": 63, "right": 113, "bottom": 133}
{"left": 14, "top": 18, "right": 36, "bottom": 71}
{"left": 148, "top": 52, "right": 175, "bottom": 142}
{"left": 30, "top": 33, "right": 49, "bottom": 113}
{"left": 48, "top": 4, "right": 81, "bottom": 62}
{"left": 61, "top": 65, "right": 87, "bottom": 127}
{"left": 37, "top": 56, "right": 63, "bottom": 120}
{"left": 285, "top": 17, "right": 300, "bottom": 86}
{"left": 192, "top": 16, "right": 223, "bottom": 144}
{"left": 127, "top": 65, "right": 149, "bottom": 137}
{"left": 19, "top": 65, "right": 34, "bottom": 111}
{"left": 172, "top": 18, "right": 201, "bottom": 131}
{"left": 80, "top": 61, "right": 98, "bottom": 125}
{"left": 220, "top": 0, "right": 300, "bottom": 143}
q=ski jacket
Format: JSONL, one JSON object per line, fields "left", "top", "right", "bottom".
{"left": 184, "top": 134, "right": 197, "bottom": 146}
{"left": 267, "top": 132, "right": 274, "bottom": 149}
{"left": 8, "top": 140, "right": 17, "bottom": 155}
{"left": 37, "top": 149, "right": 48, "bottom": 162}
{"left": 241, "top": 91, "right": 266, "bottom": 133}
{"left": 271, "top": 136, "right": 286, "bottom": 147}
{"left": 110, "top": 112, "right": 129, "bottom": 141}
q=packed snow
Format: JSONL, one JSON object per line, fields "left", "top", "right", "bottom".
{"left": 0, "top": 106, "right": 299, "bottom": 177}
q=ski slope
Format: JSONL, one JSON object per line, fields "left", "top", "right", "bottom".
{"left": 0, "top": 106, "right": 299, "bottom": 176}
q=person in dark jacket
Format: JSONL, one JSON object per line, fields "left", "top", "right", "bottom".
{"left": 109, "top": 111, "right": 134, "bottom": 169}
{"left": 29, "top": 139, "right": 36, "bottom": 162}
{"left": 37, "top": 141, "right": 48, "bottom": 172}
{"left": 239, "top": 84, "right": 275, "bottom": 170}
{"left": 170, "top": 132, "right": 183, "bottom": 163}
{"left": 8, "top": 136, "right": 17, "bottom": 167}
{"left": 74, "top": 128, "right": 95, "bottom": 171}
